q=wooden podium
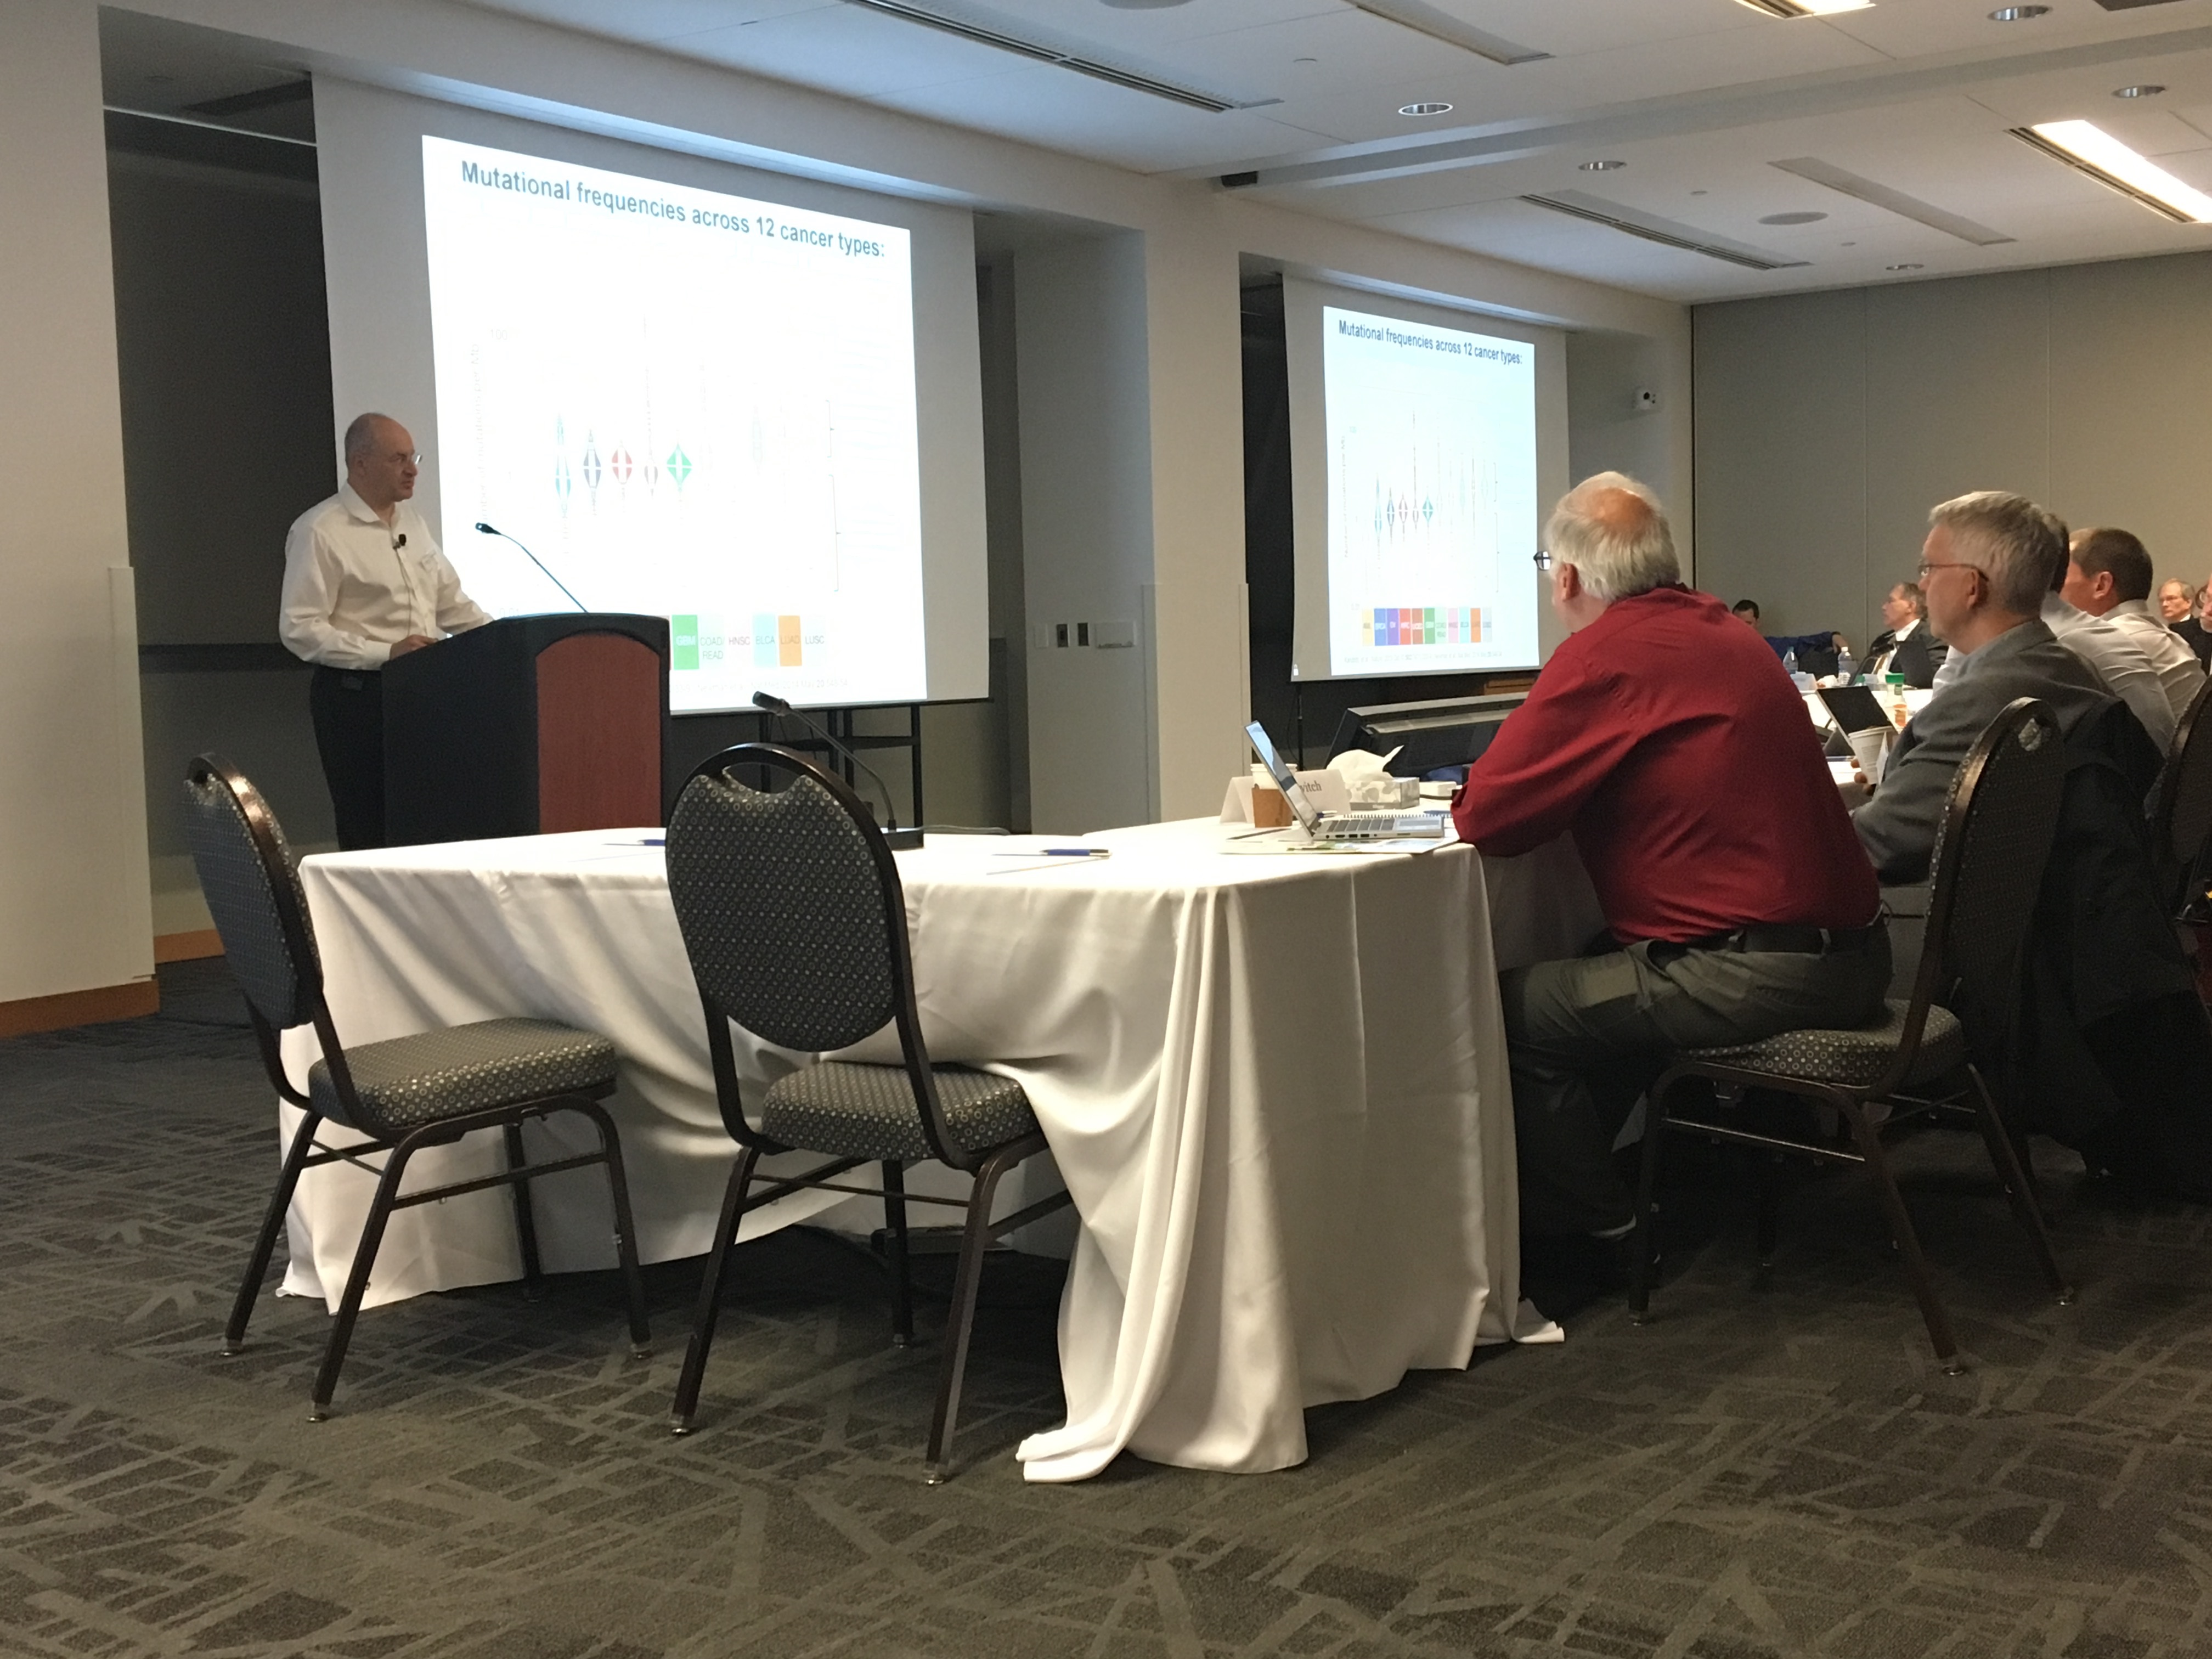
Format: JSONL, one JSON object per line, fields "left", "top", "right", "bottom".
{"left": 383, "top": 614, "right": 669, "bottom": 846}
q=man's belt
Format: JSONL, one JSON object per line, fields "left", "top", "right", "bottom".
{"left": 1677, "top": 921, "right": 1881, "bottom": 955}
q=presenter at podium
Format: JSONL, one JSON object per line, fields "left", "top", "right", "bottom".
{"left": 279, "top": 413, "right": 490, "bottom": 850}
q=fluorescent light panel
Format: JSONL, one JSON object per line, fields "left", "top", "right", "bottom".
{"left": 1735, "top": 0, "right": 1874, "bottom": 15}
{"left": 2015, "top": 119, "right": 2212, "bottom": 222}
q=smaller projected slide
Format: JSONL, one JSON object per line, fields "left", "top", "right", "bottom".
{"left": 1322, "top": 305, "right": 1538, "bottom": 677}
{"left": 421, "top": 136, "right": 924, "bottom": 712}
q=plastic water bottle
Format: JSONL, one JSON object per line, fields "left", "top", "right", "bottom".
{"left": 1837, "top": 646, "right": 1858, "bottom": 684}
{"left": 1784, "top": 648, "right": 1798, "bottom": 676}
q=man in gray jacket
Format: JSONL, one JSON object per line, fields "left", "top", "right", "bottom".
{"left": 1855, "top": 490, "right": 2212, "bottom": 1201}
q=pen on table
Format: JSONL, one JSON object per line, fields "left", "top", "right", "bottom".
{"left": 991, "top": 848, "right": 1110, "bottom": 858}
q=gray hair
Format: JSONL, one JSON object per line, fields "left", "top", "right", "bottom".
{"left": 1546, "top": 471, "right": 1680, "bottom": 603}
{"left": 343, "top": 412, "right": 397, "bottom": 462}
{"left": 1927, "top": 490, "right": 2067, "bottom": 616}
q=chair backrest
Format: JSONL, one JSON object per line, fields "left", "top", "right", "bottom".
{"left": 666, "top": 743, "right": 912, "bottom": 1054}
{"left": 181, "top": 755, "right": 321, "bottom": 1032}
{"left": 2150, "top": 676, "right": 2212, "bottom": 905}
{"left": 1914, "top": 698, "right": 2067, "bottom": 1065}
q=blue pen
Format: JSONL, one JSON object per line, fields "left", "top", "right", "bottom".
{"left": 992, "top": 848, "right": 1110, "bottom": 857}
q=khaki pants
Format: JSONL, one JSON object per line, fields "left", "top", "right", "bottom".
{"left": 1502, "top": 928, "right": 1893, "bottom": 1237}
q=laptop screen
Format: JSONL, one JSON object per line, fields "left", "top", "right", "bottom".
{"left": 1245, "top": 723, "right": 1322, "bottom": 832}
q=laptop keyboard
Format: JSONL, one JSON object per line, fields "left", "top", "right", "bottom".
{"left": 1316, "top": 809, "right": 1446, "bottom": 837}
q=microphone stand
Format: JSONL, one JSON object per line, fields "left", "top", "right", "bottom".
{"left": 475, "top": 522, "right": 587, "bottom": 612}
{"left": 752, "top": 691, "right": 923, "bottom": 850}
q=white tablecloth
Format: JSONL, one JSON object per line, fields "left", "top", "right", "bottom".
{"left": 278, "top": 819, "right": 1601, "bottom": 1481}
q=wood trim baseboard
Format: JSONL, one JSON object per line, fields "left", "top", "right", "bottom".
{"left": 154, "top": 928, "right": 224, "bottom": 964}
{"left": 0, "top": 979, "right": 160, "bottom": 1037}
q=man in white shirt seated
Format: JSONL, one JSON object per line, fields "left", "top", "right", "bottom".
{"left": 2064, "top": 527, "right": 2205, "bottom": 728}
{"left": 279, "top": 413, "right": 492, "bottom": 849}
{"left": 1863, "top": 580, "right": 1947, "bottom": 688}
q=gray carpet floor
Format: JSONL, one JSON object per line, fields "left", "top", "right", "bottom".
{"left": 0, "top": 960, "right": 2209, "bottom": 1657}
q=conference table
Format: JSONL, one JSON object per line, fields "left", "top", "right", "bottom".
{"left": 274, "top": 817, "right": 1604, "bottom": 1482}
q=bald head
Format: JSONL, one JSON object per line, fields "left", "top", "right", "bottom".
{"left": 343, "top": 413, "right": 419, "bottom": 519}
{"left": 1544, "top": 471, "right": 1679, "bottom": 603}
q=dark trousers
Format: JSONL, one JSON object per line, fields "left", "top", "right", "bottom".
{"left": 1502, "top": 928, "right": 1893, "bottom": 1236}
{"left": 309, "top": 665, "right": 386, "bottom": 851}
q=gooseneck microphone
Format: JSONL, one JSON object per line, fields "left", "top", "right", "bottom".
{"left": 751, "top": 691, "right": 922, "bottom": 849}
{"left": 475, "top": 522, "right": 586, "bottom": 612}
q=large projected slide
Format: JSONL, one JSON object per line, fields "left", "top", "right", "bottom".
{"left": 1305, "top": 304, "right": 1541, "bottom": 679}
{"left": 421, "top": 136, "right": 926, "bottom": 713}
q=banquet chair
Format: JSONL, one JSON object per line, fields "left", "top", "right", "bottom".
{"left": 662, "top": 742, "right": 1073, "bottom": 1483}
{"left": 1627, "top": 698, "right": 2073, "bottom": 1373}
{"left": 182, "top": 754, "right": 650, "bottom": 1419}
{"left": 2149, "top": 677, "right": 2212, "bottom": 926}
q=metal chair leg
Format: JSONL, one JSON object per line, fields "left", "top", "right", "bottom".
{"left": 1836, "top": 1093, "right": 1964, "bottom": 1374}
{"left": 504, "top": 1120, "right": 544, "bottom": 1301}
{"left": 1627, "top": 1075, "right": 1672, "bottom": 1324}
{"left": 924, "top": 1145, "right": 1024, "bottom": 1484}
{"left": 1961, "top": 1067, "right": 2073, "bottom": 1304}
{"left": 309, "top": 1137, "right": 417, "bottom": 1420}
{"left": 669, "top": 1147, "right": 760, "bottom": 1434}
{"left": 1754, "top": 1155, "right": 1782, "bottom": 1277}
{"left": 576, "top": 1101, "right": 651, "bottom": 1355}
{"left": 883, "top": 1160, "right": 913, "bottom": 1348}
{"left": 226, "top": 1109, "right": 326, "bottom": 1355}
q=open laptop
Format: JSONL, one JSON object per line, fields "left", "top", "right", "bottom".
{"left": 1816, "top": 685, "right": 1899, "bottom": 735}
{"left": 1245, "top": 722, "right": 1446, "bottom": 840}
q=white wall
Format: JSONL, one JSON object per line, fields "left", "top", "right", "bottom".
{"left": 1695, "top": 251, "right": 2212, "bottom": 648}
{"left": 0, "top": 0, "right": 153, "bottom": 1006}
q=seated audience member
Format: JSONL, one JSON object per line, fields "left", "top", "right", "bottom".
{"left": 1731, "top": 599, "right": 1850, "bottom": 669}
{"left": 1457, "top": 475, "right": 1888, "bottom": 1238}
{"left": 1937, "top": 555, "right": 2180, "bottom": 751}
{"left": 2163, "top": 578, "right": 2212, "bottom": 666}
{"left": 1864, "top": 580, "right": 1948, "bottom": 688}
{"left": 1854, "top": 490, "right": 2212, "bottom": 1201}
{"left": 2064, "top": 527, "right": 2204, "bottom": 725}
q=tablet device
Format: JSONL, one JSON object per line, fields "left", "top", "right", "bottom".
{"left": 1818, "top": 685, "right": 1897, "bottom": 735}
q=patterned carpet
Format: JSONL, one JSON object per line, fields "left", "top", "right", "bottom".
{"left": 1, "top": 961, "right": 2209, "bottom": 1657}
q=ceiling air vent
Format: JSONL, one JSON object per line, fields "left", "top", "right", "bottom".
{"left": 842, "top": 0, "right": 1271, "bottom": 111}
{"left": 1522, "top": 192, "right": 1808, "bottom": 270}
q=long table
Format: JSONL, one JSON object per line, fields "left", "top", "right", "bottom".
{"left": 275, "top": 819, "right": 1602, "bottom": 1481}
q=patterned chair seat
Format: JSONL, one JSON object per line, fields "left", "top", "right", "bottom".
{"left": 763, "top": 1062, "right": 1037, "bottom": 1161}
{"left": 1686, "top": 998, "right": 1967, "bottom": 1090}
{"left": 308, "top": 1018, "right": 618, "bottom": 1130}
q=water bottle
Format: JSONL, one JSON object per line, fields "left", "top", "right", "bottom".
{"left": 1784, "top": 648, "right": 1798, "bottom": 676}
{"left": 1837, "top": 646, "right": 1858, "bottom": 684}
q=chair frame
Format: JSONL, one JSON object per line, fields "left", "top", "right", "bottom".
{"left": 663, "top": 743, "right": 1072, "bottom": 1483}
{"left": 2150, "top": 675, "right": 2212, "bottom": 921}
{"left": 189, "top": 755, "right": 649, "bottom": 1418}
{"left": 1626, "top": 701, "right": 2074, "bottom": 1373}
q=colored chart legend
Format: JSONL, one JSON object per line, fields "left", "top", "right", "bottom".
{"left": 1365, "top": 606, "right": 1486, "bottom": 647}
{"left": 753, "top": 614, "right": 803, "bottom": 668}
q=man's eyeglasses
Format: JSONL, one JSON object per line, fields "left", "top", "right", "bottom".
{"left": 1915, "top": 558, "right": 1984, "bottom": 583}
{"left": 1533, "top": 550, "right": 1554, "bottom": 572}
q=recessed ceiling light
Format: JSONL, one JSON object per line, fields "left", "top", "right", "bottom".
{"left": 1759, "top": 210, "right": 1829, "bottom": 224}
{"left": 1989, "top": 5, "right": 2048, "bottom": 18}
{"left": 1734, "top": 0, "right": 1873, "bottom": 15}
{"left": 1399, "top": 101, "right": 1453, "bottom": 116}
{"left": 2016, "top": 120, "right": 2212, "bottom": 222}
{"left": 1886, "top": 263, "right": 1924, "bottom": 270}
{"left": 2114, "top": 84, "right": 2166, "bottom": 99}
{"left": 1579, "top": 159, "right": 1627, "bottom": 171}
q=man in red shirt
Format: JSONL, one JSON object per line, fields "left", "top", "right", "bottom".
{"left": 1454, "top": 473, "right": 1888, "bottom": 1238}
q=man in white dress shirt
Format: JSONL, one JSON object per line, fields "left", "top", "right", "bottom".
{"left": 280, "top": 413, "right": 490, "bottom": 848}
{"left": 2064, "top": 526, "right": 2205, "bottom": 730}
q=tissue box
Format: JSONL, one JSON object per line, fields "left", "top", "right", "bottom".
{"left": 1348, "top": 775, "right": 1419, "bottom": 808}
{"left": 1221, "top": 770, "right": 1350, "bottom": 823}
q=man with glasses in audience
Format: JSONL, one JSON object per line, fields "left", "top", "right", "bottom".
{"left": 1455, "top": 473, "right": 1887, "bottom": 1245}
{"left": 280, "top": 413, "right": 490, "bottom": 850}
{"left": 1854, "top": 490, "right": 2212, "bottom": 1203}
{"left": 2160, "top": 578, "right": 2212, "bottom": 666}
{"left": 2063, "top": 527, "right": 2204, "bottom": 726}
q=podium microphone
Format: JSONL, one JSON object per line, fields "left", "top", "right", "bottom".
{"left": 751, "top": 691, "right": 922, "bottom": 850}
{"left": 475, "top": 522, "right": 586, "bottom": 612}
